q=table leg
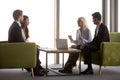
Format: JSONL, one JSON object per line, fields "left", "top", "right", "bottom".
{"left": 79, "top": 52, "right": 81, "bottom": 75}
{"left": 46, "top": 52, "right": 48, "bottom": 76}
{"left": 62, "top": 53, "right": 64, "bottom": 68}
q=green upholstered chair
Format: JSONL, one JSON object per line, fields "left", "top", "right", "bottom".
{"left": 0, "top": 41, "right": 37, "bottom": 78}
{"left": 82, "top": 32, "right": 120, "bottom": 75}
{"left": 88, "top": 32, "right": 120, "bottom": 75}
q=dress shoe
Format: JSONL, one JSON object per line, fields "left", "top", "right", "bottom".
{"left": 34, "top": 70, "right": 45, "bottom": 76}
{"left": 40, "top": 68, "right": 49, "bottom": 74}
{"left": 59, "top": 69, "right": 72, "bottom": 73}
{"left": 81, "top": 68, "right": 94, "bottom": 75}
{"left": 34, "top": 73, "right": 44, "bottom": 76}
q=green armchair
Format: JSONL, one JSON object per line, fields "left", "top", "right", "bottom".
{"left": 0, "top": 41, "right": 37, "bottom": 78}
{"left": 90, "top": 32, "right": 120, "bottom": 75}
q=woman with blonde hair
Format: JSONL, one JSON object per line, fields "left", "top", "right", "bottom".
{"left": 59, "top": 17, "right": 92, "bottom": 73}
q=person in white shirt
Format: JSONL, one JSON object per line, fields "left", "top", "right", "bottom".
{"left": 59, "top": 17, "right": 92, "bottom": 73}
{"left": 21, "top": 15, "right": 29, "bottom": 42}
{"left": 21, "top": 15, "right": 47, "bottom": 76}
{"left": 68, "top": 17, "right": 92, "bottom": 48}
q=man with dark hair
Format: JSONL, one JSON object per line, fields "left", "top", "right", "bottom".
{"left": 92, "top": 12, "right": 101, "bottom": 21}
{"left": 8, "top": 9, "right": 46, "bottom": 76}
{"left": 13, "top": 9, "right": 23, "bottom": 21}
{"left": 80, "top": 12, "right": 109, "bottom": 74}
{"left": 8, "top": 9, "right": 24, "bottom": 42}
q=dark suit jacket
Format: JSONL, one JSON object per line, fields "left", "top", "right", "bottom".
{"left": 89, "top": 23, "right": 110, "bottom": 49}
{"left": 8, "top": 21, "right": 25, "bottom": 42}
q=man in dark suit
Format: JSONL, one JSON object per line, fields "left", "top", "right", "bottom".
{"left": 81, "top": 12, "right": 110, "bottom": 74}
{"left": 8, "top": 10, "right": 24, "bottom": 42}
{"left": 8, "top": 9, "right": 45, "bottom": 76}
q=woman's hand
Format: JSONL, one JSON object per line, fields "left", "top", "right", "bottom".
{"left": 79, "top": 36, "right": 83, "bottom": 40}
{"left": 68, "top": 35, "right": 73, "bottom": 41}
{"left": 36, "top": 45, "right": 40, "bottom": 48}
{"left": 71, "top": 45, "right": 77, "bottom": 48}
{"left": 80, "top": 45, "right": 86, "bottom": 50}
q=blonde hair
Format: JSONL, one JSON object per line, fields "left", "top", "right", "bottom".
{"left": 77, "top": 17, "right": 88, "bottom": 28}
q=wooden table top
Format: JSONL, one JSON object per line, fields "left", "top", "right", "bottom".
{"left": 39, "top": 47, "right": 81, "bottom": 53}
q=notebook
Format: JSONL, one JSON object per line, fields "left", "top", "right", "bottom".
{"left": 56, "top": 39, "right": 68, "bottom": 49}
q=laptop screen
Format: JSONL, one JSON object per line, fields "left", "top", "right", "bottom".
{"left": 56, "top": 39, "right": 68, "bottom": 49}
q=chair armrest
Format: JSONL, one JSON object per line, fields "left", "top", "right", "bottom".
{"left": 0, "top": 41, "right": 8, "bottom": 43}
{"left": 0, "top": 42, "right": 37, "bottom": 68}
{"left": 101, "top": 42, "right": 120, "bottom": 66}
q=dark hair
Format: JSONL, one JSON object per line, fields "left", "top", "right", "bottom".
{"left": 23, "top": 15, "right": 28, "bottom": 21}
{"left": 92, "top": 12, "right": 101, "bottom": 21}
{"left": 13, "top": 9, "right": 23, "bottom": 20}
{"left": 21, "top": 15, "right": 29, "bottom": 39}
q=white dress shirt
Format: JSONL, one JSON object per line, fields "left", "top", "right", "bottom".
{"left": 16, "top": 21, "right": 21, "bottom": 27}
{"left": 95, "top": 23, "right": 101, "bottom": 36}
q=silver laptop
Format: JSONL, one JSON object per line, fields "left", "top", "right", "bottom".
{"left": 56, "top": 39, "right": 68, "bottom": 49}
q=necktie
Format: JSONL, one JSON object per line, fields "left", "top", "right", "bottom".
{"left": 95, "top": 26, "right": 99, "bottom": 36}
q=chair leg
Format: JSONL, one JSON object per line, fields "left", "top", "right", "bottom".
{"left": 99, "top": 65, "right": 102, "bottom": 76}
{"left": 31, "top": 68, "right": 34, "bottom": 78}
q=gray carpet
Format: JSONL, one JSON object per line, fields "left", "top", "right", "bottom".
{"left": 0, "top": 63, "right": 120, "bottom": 80}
